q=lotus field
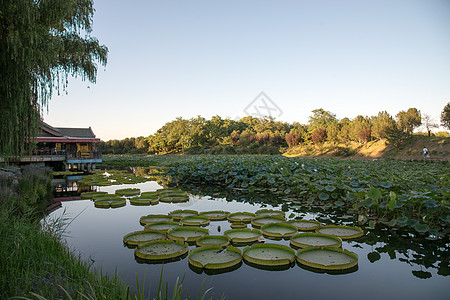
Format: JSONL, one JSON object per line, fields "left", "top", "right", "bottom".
{"left": 166, "top": 156, "right": 449, "bottom": 236}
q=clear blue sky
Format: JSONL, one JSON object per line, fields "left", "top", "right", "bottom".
{"left": 43, "top": 0, "right": 450, "bottom": 140}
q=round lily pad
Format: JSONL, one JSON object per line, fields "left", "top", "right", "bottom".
{"left": 196, "top": 235, "right": 231, "bottom": 247}
{"left": 92, "top": 194, "right": 121, "bottom": 200}
{"left": 140, "top": 191, "right": 159, "bottom": 198}
{"left": 230, "top": 222, "right": 247, "bottom": 229}
{"left": 144, "top": 221, "right": 180, "bottom": 232}
{"left": 199, "top": 211, "right": 230, "bottom": 221}
{"left": 260, "top": 223, "right": 298, "bottom": 238}
{"left": 290, "top": 233, "right": 342, "bottom": 249}
{"left": 140, "top": 214, "right": 174, "bottom": 226}
{"left": 167, "top": 226, "right": 209, "bottom": 242}
{"left": 255, "top": 209, "right": 285, "bottom": 217}
{"left": 287, "top": 219, "right": 321, "bottom": 231}
{"left": 168, "top": 210, "right": 198, "bottom": 220}
{"left": 251, "top": 215, "right": 286, "bottom": 228}
{"left": 180, "top": 215, "right": 210, "bottom": 226}
{"left": 296, "top": 247, "right": 358, "bottom": 270}
{"left": 94, "top": 198, "right": 126, "bottom": 208}
{"left": 316, "top": 225, "right": 364, "bottom": 240}
{"left": 135, "top": 240, "right": 188, "bottom": 260}
{"left": 129, "top": 198, "right": 151, "bottom": 206}
{"left": 243, "top": 243, "right": 296, "bottom": 266}
{"left": 159, "top": 196, "right": 189, "bottom": 203}
{"left": 224, "top": 228, "right": 262, "bottom": 243}
{"left": 115, "top": 188, "right": 141, "bottom": 196}
{"left": 227, "top": 212, "right": 255, "bottom": 223}
{"left": 81, "top": 191, "right": 108, "bottom": 199}
{"left": 123, "top": 230, "right": 166, "bottom": 246}
{"left": 189, "top": 245, "right": 242, "bottom": 270}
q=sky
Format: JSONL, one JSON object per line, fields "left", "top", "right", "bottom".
{"left": 43, "top": 0, "right": 450, "bottom": 141}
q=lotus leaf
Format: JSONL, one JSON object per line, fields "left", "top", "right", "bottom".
{"left": 230, "top": 222, "right": 247, "bottom": 229}
{"left": 287, "top": 219, "right": 321, "bottom": 231}
{"left": 168, "top": 210, "right": 198, "bottom": 220}
{"left": 251, "top": 215, "right": 286, "bottom": 228}
{"left": 255, "top": 209, "right": 285, "bottom": 217}
{"left": 260, "top": 223, "right": 297, "bottom": 238}
{"left": 180, "top": 215, "right": 210, "bottom": 226}
{"left": 196, "top": 235, "right": 231, "bottom": 247}
{"left": 134, "top": 240, "right": 188, "bottom": 260}
{"left": 290, "top": 233, "right": 342, "bottom": 248}
{"left": 316, "top": 225, "right": 364, "bottom": 240}
{"left": 167, "top": 226, "right": 209, "bottom": 242}
{"left": 227, "top": 212, "right": 255, "bottom": 223}
{"left": 199, "top": 211, "right": 230, "bottom": 221}
{"left": 144, "top": 221, "right": 180, "bottom": 232}
{"left": 189, "top": 245, "right": 242, "bottom": 269}
{"left": 123, "top": 230, "right": 166, "bottom": 246}
{"left": 224, "top": 228, "right": 262, "bottom": 243}
{"left": 243, "top": 243, "right": 296, "bottom": 266}
{"left": 296, "top": 247, "right": 358, "bottom": 270}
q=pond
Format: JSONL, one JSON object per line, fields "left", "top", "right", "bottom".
{"left": 48, "top": 174, "right": 449, "bottom": 300}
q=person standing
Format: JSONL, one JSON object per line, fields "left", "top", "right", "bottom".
{"left": 423, "top": 146, "right": 429, "bottom": 161}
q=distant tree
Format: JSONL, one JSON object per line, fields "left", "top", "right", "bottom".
{"left": 326, "top": 122, "right": 341, "bottom": 144}
{"left": 396, "top": 108, "right": 421, "bottom": 133}
{"left": 308, "top": 109, "right": 337, "bottom": 131}
{"left": 311, "top": 128, "right": 327, "bottom": 145}
{"left": 441, "top": 103, "right": 450, "bottom": 130}
{"left": 285, "top": 132, "right": 301, "bottom": 148}
{"left": 349, "top": 116, "right": 372, "bottom": 143}
{"left": 420, "top": 114, "right": 438, "bottom": 137}
{"left": 371, "top": 111, "right": 396, "bottom": 139}
{"left": 0, "top": 0, "right": 108, "bottom": 156}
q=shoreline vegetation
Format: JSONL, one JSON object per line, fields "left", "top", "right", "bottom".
{"left": 0, "top": 167, "right": 211, "bottom": 300}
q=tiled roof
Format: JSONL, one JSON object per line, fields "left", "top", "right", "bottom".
{"left": 39, "top": 122, "right": 96, "bottom": 139}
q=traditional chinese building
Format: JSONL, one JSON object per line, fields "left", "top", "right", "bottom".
{"left": 12, "top": 122, "right": 102, "bottom": 171}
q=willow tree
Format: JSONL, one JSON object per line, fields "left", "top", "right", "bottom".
{"left": 0, "top": 0, "right": 108, "bottom": 156}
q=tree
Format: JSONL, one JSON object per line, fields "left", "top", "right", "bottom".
{"left": 441, "top": 103, "right": 450, "bottom": 130}
{"left": 420, "top": 114, "right": 438, "bottom": 137}
{"left": 396, "top": 108, "right": 421, "bottom": 134}
{"left": 0, "top": 0, "right": 108, "bottom": 156}
{"left": 371, "top": 111, "right": 396, "bottom": 139}
{"left": 311, "top": 128, "right": 327, "bottom": 145}
{"left": 308, "top": 109, "right": 337, "bottom": 131}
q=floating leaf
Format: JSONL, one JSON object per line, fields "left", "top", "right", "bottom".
{"left": 319, "top": 193, "right": 329, "bottom": 201}
{"left": 414, "top": 223, "right": 429, "bottom": 233}
{"left": 388, "top": 219, "right": 397, "bottom": 227}
{"left": 325, "top": 185, "right": 336, "bottom": 192}
{"left": 412, "top": 270, "right": 432, "bottom": 279}
{"left": 368, "top": 187, "right": 381, "bottom": 201}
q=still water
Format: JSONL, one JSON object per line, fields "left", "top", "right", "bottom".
{"left": 48, "top": 180, "right": 449, "bottom": 300}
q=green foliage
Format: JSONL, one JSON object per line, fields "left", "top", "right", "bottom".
{"left": 441, "top": 102, "right": 450, "bottom": 130}
{"left": 0, "top": 0, "right": 108, "bottom": 156}
{"left": 396, "top": 108, "right": 422, "bottom": 134}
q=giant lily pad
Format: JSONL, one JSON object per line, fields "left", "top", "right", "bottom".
{"left": 199, "top": 211, "right": 230, "bottom": 221}
{"left": 296, "top": 247, "right": 358, "bottom": 270}
{"left": 168, "top": 210, "right": 198, "bottom": 220}
{"left": 115, "top": 188, "right": 140, "bottom": 197}
{"left": 230, "top": 222, "right": 247, "bottom": 229}
{"left": 316, "top": 225, "right": 364, "bottom": 240}
{"left": 290, "top": 233, "right": 342, "bottom": 249}
{"left": 123, "top": 230, "right": 166, "bottom": 246}
{"left": 227, "top": 212, "right": 255, "bottom": 223}
{"left": 255, "top": 209, "right": 285, "bottom": 217}
{"left": 251, "top": 215, "right": 286, "bottom": 228}
{"left": 94, "top": 198, "right": 126, "bottom": 208}
{"left": 243, "top": 243, "right": 296, "bottom": 266}
{"left": 134, "top": 240, "right": 188, "bottom": 260}
{"left": 224, "top": 228, "right": 262, "bottom": 243}
{"left": 189, "top": 245, "right": 242, "bottom": 270}
{"left": 180, "top": 215, "right": 210, "bottom": 226}
{"left": 159, "top": 196, "right": 189, "bottom": 203}
{"left": 167, "top": 226, "right": 209, "bottom": 242}
{"left": 140, "top": 214, "right": 173, "bottom": 226}
{"left": 140, "top": 191, "right": 159, "bottom": 198}
{"left": 81, "top": 191, "right": 108, "bottom": 199}
{"left": 144, "top": 221, "right": 180, "bottom": 232}
{"left": 196, "top": 235, "right": 231, "bottom": 247}
{"left": 287, "top": 219, "right": 321, "bottom": 231}
{"left": 260, "top": 223, "right": 298, "bottom": 238}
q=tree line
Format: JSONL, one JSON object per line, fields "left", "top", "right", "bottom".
{"left": 98, "top": 103, "right": 450, "bottom": 155}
